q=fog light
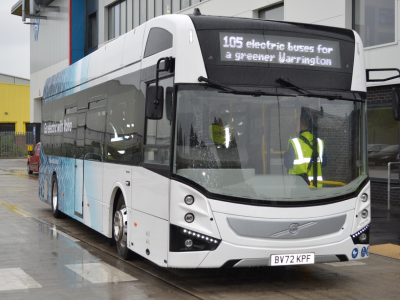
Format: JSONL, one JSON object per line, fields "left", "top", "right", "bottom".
{"left": 184, "top": 195, "right": 194, "bottom": 205}
{"left": 359, "top": 233, "right": 367, "bottom": 242}
{"left": 361, "top": 193, "right": 368, "bottom": 202}
{"left": 185, "top": 213, "right": 194, "bottom": 223}
{"left": 361, "top": 209, "right": 368, "bottom": 219}
{"left": 185, "top": 239, "right": 193, "bottom": 248}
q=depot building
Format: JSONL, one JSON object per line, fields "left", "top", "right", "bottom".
{"left": 10, "top": 0, "right": 400, "bottom": 205}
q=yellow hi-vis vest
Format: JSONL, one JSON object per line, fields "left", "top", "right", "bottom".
{"left": 288, "top": 131, "right": 324, "bottom": 187}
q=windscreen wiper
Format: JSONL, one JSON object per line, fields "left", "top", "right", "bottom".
{"left": 277, "top": 77, "right": 343, "bottom": 100}
{"left": 198, "top": 76, "right": 295, "bottom": 97}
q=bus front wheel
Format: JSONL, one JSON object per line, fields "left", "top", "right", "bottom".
{"left": 113, "top": 194, "right": 133, "bottom": 260}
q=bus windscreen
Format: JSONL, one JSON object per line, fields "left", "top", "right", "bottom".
{"left": 219, "top": 32, "right": 341, "bottom": 68}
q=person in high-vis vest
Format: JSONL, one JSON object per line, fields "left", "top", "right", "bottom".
{"left": 284, "top": 111, "right": 327, "bottom": 187}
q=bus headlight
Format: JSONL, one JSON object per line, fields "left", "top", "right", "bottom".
{"left": 359, "top": 233, "right": 368, "bottom": 243}
{"left": 185, "top": 239, "right": 193, "bottom": 248}
{"left": 185, "top": 213, "right": 195, "bottom": 223}
{"left": 169, "top": 224, "right": 221, "bottom": 252}
{"left": 360, "top": 193, "right": 368, "bottom": 202}
{"left": 184, "top": 195, "right": 194, "bottom": 205}
{"left": 351, "top": 224, "right": 370, "bottom": 244}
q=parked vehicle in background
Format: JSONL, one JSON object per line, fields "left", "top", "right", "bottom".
{"left": 368, "top": 145, "right": 399, "bottom": 166}
{"left": 368, "top": 144, "right": 388, "bottom": 154}
{"left": 27, "top": 142, "right": 40, "bottom": 174}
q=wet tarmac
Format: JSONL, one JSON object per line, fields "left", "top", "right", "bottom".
{"left": 0, "top": 159, "right": 400, "bottom": 300}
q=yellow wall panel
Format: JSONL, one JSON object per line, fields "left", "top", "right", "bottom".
{"left": 0, "top": 83, "right": 30, "bottom": 132}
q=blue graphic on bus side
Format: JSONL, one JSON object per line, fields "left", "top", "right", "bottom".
{"left": 352, "top": 248, "right": 358, "bottom": 259}
{"left": 361, "top": 247, "right": 367, "bottom": 257}
{"left": 366, "top": 246, "right": 369, "bottom": 256}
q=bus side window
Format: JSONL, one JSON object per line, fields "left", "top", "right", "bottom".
{"left": 51, "top": 97, "right": 65, "bottom": 157}
{"left": 42, "top": 100, "right": 52, "bottom": 155}
{"left": 106, "top": 77, "right": 144, "bottom": 165}
{"left": 144, "top": 77, "right": 173, "bottom": 165}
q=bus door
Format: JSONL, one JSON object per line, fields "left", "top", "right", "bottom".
{"left": 74, "top": 112, "right": 86, "bottom": 218}
{"left": 83, "top": 98, "right": 106, "bottom": 205}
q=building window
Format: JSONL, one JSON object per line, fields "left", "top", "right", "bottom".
{"left": 367, "top": 105, "right": 399, "bottom": 179}
{"left": 88, "top": 12, "right": 98, "bottom": 49}
{"left": 131, "top": 0, "right": 204, "bottom": 27}
{"left": 353, "top": 0, "right": 396, "bottom": 48}
{"left": 108, "top": 1, "right": 127, "bottom": 40}
{"left": 259, "top": 3, "right": 284, "bottom": 20}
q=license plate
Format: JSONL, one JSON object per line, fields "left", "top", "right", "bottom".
{"left": 271, "top": 253, "right": 315, "bottom": 266}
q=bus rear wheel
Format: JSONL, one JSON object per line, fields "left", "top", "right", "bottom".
{"left": 113, "top": 194, "right": 133, "bottom": 260}
{"left": 51, "top": 175, "right": 62, "bottom": 218}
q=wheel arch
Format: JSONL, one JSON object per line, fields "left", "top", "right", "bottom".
{"left": 107, "top": 183, "right": 127, "bottom": 237}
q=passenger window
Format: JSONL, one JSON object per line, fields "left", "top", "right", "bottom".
{"left": 63, "top": 114, "right": 77, "bottom": 158}
{"left": 42, "top": 100, "right": 52, "bottom": 155}
{"left": 144, "top": 77, "right": 173, "bottom": 165}
{"left": 144, "top": 28, "right": 173, "bottom": 58}
{"left": 105, "top": 76, "right": 144, "bottom": 165}
{"left": 51, "top": 98, "right": 64, "bottom": 156}
{"left": 85, "top": 105, "right": 106, "bottom": 161}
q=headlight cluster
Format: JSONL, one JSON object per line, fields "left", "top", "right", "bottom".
{"left": 169, "top": 224, "right": 221, "bottom": 252}
{"left": 351, "top": 224, "right": 370, "bottom": 244}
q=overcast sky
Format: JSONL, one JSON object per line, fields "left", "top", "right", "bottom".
{"left": 0, "top": 0, "right": 30, "bottom": 79}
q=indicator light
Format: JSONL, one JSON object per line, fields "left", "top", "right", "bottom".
{"left": 184, "top": 195, "right": 194, "bottom": 205}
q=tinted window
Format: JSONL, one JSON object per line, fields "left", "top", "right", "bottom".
{"left": 63, "top": 113, "right": 77, "bottom": 158}
{"left": 144, "top": 28, "right": 173, "bottom": 58}
{"left": 51, "top": 98, "right": 64, "bottom": 156}
{"left": 106, "top": 75, "right": 144, "bottom": 165}
{"left": 144, "top": 77, "right": 173, "bottom": 165}
{"left": 85, "top": 106, "right": 106, "bottom": 161}
{"left": 42, "top": 100, "right": 52, "bottom": 154}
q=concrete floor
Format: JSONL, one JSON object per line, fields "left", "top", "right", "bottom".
{"left": 0, "top": 159, "right": 400, "bottom": 300}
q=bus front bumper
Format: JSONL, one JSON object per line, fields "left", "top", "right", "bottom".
{"left": 167, "top": 237, "right": 369, "bottom": 268}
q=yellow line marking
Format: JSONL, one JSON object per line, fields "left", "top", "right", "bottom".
{"left": 0, "top": 200, "right": 31, "bottom": 217}
{"left": 370, "top": 243, "right": 400, "bottom": 260}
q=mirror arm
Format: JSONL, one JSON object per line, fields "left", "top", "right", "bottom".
{"left": 155, "top": 57, "right": 175, "bottom": 103}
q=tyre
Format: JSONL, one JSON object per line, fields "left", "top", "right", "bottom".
{"left": 51, "top": 175, "right": 62, "bottom": 218}
{"left": 27, "top": 163, "right": 33, "bottom": 174}
{"left": 113, "top": 193, "right": 133, "bottom": 260}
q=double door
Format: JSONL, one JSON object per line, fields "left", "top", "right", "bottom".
{"left": 74, "top": 100, "right": 107, "bottom": 218}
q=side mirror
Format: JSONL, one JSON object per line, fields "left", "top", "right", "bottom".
{"left": 146, "top": 86, "right": 164, "bottom": 120}
{"left": 392, "top": 88, "right": 400, "bottom": 121}
{"left": 166, "top": 87, "right": 173, "bottom": 121}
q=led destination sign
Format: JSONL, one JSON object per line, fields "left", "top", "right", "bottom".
{"left": 219, "top": 32, "right": 341, "bottom": 68}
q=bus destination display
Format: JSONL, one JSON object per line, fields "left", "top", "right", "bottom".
{"left": 219, "top": 32, "right": 341, "bottom": 68}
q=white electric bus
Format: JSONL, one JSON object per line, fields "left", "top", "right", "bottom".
{"left": 39, "top": 11, "right": 371, "bottom": 268}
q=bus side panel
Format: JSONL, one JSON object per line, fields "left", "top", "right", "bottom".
{"left": 103, "top": 163, "right": 132, "bottom": 208}
{"left": 131, "top": 168, "right": 169, "bottom": 220}
{"left": 130, "top": 209, "right": 169, "bottom": 267}
{"left": 83, "top": 196, "right": 103, "bottom": 234}
{"left": 39, "top": 154, "right": 76, "bottom": 216}
{"left": 84, "top": 160, "right": 103, "bottom": 203}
